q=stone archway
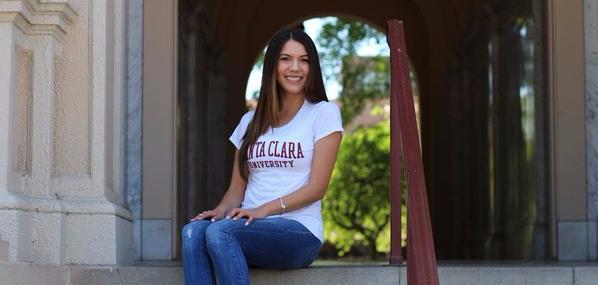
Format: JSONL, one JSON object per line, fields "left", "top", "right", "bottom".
{"left": 175, "top": 0, "right": 551, "bottom": 260}
{"left": 176, "top": 0, "right": 431, "bottom": 259}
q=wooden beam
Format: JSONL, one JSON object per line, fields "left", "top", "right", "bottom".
{"left": 387, "top": 19, "right": 439, "bottom": 285}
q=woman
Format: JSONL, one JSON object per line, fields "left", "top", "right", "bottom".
{"left": 182, "top": 27, "right": 343, "bottom": 285}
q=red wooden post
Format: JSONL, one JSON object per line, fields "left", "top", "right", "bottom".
{"left": 389, "top": 26, "right": 404, "bottom": 266}
{"left": 387, "top": 20, "right": 439, "bottom": 285}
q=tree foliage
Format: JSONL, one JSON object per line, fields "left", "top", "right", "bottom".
{"left": 317, "top": 17, "right": 389, "bottom": 124}
{"left": 317, "top": 17, "right": 385, "bottom": 79}
{"left": 315, "top": 17, "right": 399, "bottom": 260}
{"left": 340, "top": 56, "right": 390, "bottom": 124}
{"left": 323, "top": 122, "right": 393, "bottom": 259}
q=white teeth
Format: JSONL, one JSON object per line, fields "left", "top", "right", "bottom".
{"left": 285, "top": 76, "right": 301, "bottom": 81}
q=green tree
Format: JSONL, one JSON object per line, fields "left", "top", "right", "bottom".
{"left": 323, "top": 122, "right": 395, "bottom": 259}
{"left": 315, "top": 17, "right": 400, "bottom": 260}
{"left": 339, "top": 56, "right": 390, "bottom": 124}
{"left": 317, "top": 17, "right": 389, "bottom": 124}
{"left": 317, "top": 17, "right": 386, "bottom": 81}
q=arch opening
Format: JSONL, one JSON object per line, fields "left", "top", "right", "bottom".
{"left": 175, "top": 0, "right": 550, "bottom": 261}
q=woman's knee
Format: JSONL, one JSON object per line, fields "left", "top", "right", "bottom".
{"left": 182, "top": 220, "right": 210, "bottom": 242}
{"left": 205, "top": 219, "right": 240, "bottom": 245}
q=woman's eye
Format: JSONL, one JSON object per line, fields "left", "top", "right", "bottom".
{"left": 301, "top": 59, "right": 310, "bottom": 63}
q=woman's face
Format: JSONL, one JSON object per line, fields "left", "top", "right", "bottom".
{"left": 276, "top": 39, "right": 310, "bottom": 97}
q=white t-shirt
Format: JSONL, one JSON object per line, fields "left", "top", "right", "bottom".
{"left": 229, "top": 99, "right": 343, "bottom": 242}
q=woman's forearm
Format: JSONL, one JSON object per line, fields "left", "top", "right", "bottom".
{"left": 216, "top": 187, "right": 245, "bottom": 212}
{"left": 215, "top": 149, "right": 247, "bottom": 213}
{"left": 258, "top": 182, "right": 326, "bottom": 216}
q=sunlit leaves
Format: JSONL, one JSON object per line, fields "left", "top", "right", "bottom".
{"left": 323, "top": 122, "right": 392, "bottom": 258}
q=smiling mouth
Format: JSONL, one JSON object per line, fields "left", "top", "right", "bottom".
{"left": 284, "top": 76, "right": 303, "bottom": 82}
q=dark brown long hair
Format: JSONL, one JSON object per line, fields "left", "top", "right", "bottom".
{"left": 238, "top": 27, "right": 328, "bottom": 180}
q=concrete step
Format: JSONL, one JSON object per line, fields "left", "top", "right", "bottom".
{"left": 1, "top": 261, "right": 598, "bottom": 285}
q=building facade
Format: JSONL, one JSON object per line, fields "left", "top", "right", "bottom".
{"left": 0, "top": 0, "right": 597, "bottom": 266}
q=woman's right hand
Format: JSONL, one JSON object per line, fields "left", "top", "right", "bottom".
{"left": 191, "top": 208, "right": 226, "bottom": 222}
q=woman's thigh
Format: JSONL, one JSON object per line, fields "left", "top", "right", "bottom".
{"left": 207, "top": 218, "right": 321, "bottom": 269}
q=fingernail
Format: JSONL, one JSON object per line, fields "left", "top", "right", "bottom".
{"left": 211, "top": 218, "right": 215, "bottom": 222}
{"left": 225, "top": 216, "right": 230, "bottom": 219}
{"left": 244, "top": 221, "right": 249, "bottom": 226}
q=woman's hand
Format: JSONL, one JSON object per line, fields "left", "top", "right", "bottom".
{"left": 191, "top": 207, "right": 227, "bottom": 222}
{"left": 228, "top": 207, "right": 268, "bottom": 225}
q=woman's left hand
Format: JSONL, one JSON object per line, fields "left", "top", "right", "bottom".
{"left": 228, "top": 207, "right": 268, "bottom": 225}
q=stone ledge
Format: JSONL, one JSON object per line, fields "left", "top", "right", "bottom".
{"left": 2, "top": 261, "right": 598, "bottom": 285}
{"left": 0, "top": 262, "right": 69, "bottom": 284}
{"left": 252, "top": 265, "right": 400, "bottom": 285}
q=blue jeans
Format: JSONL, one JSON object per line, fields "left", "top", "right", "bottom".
{"left": 182, "top": 217, "right": 321, "bottom": 285}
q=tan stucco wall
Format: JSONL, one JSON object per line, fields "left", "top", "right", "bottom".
{"left": 549, "top": 0, "right": 587, "bottom": 220}
{"left": 143, "top": 0, "right": 176, "bottom": 219}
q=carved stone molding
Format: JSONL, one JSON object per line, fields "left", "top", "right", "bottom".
{"left": 0, "top": 0, "right": 76, "bottom": 41}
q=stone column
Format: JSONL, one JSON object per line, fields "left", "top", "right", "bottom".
{"left": 126, "top": 0, "right": 144, "bottom": 261}
{"left": 0, "top": 0, "right": 74, "bottom": 264}
{"left": 0, "top": 0, "right": 132, "bottom": 265}
{"left": 586, "top": 0, "right": 598, "bottom": 261}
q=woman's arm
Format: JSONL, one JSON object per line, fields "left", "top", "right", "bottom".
{"left": 191, "top": 150, "right": 247, "bottom": 221}
{"left": 229, "top": 131, "right": 342, "bottom": 224}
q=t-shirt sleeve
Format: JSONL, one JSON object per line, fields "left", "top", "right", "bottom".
{"left": 229, "top": 111, "right": 254, "bottom": 149}
{"left": 314, "top": 102, "right": 344, "bottom": 142}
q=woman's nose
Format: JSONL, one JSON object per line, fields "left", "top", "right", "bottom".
{"left": 290, "top": 59, "right": 299, "bottom": 71}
